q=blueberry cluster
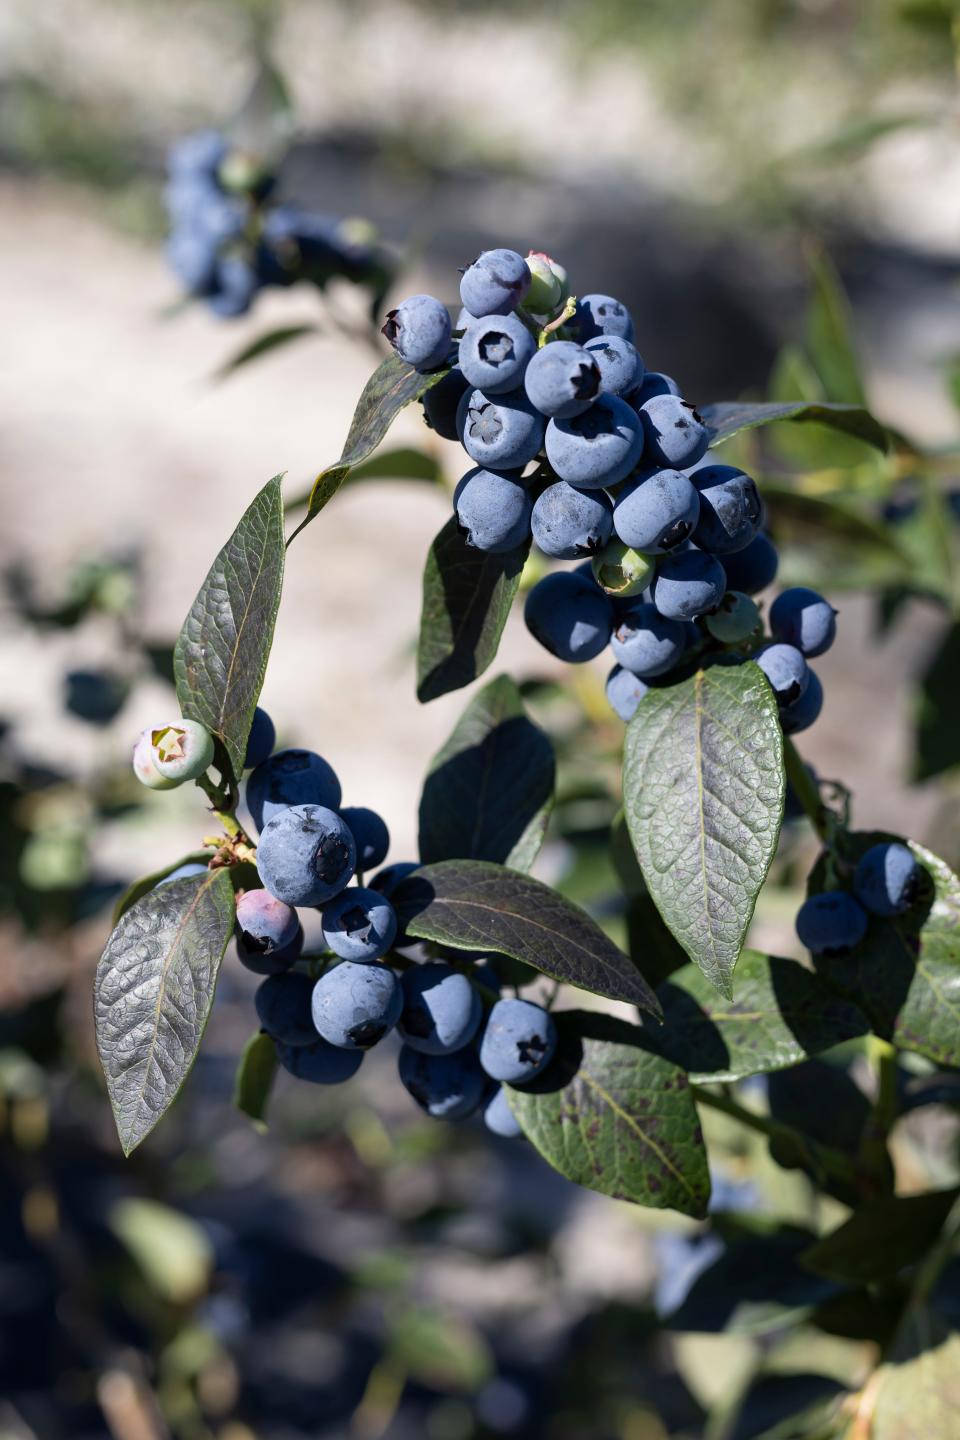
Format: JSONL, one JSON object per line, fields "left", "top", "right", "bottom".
{"left": 382, "top": 249, "right": 836, "bottom": 735}
{"left": 132, "top": 705, "right": 556, "bottom": 1136}
{"left": 165, "top": 130, "right": 387, "bottom": 317}
{"left": 795, "top": 841, "right": 924, "bottom": 957}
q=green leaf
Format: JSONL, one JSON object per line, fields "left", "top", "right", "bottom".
{"left": 871, "top": 1309, "right": 960, "bottom": 1440}
{"left": 174, "top": 475, "right": 285, "bottom": 785}
{"left": 699, "top": 400, "right": 888, "bottom": 452}
{"left": 417, "top": 517, "right": 529, "bottom": 703}
{"left": 288, "top": 355, "right": 447, "bottom": 541}
{"left": 214, "top": 323, "right": 320, "bottom": 381}
{"left": 94, "top": 870, "right": 235, "bottom": 1155}
{"left": 346, "top": 446, "right": 444, "bottom": 486}
{"left": 914, "top": 622, "right": 960, "bottom": 780}
{"left": 764, "top": 485, "right": 912, "bottom": 591}
{"left": 111, "top": 852, "right": 212, "bottom": 926}
{"left": 387, "top": 1305, "right": 493, "bottom": 1392}
{"left": 394, "top": 860, "right": 660, "bottom": 1012}
{"left": 728, "top": 1373, "right": 846, "bottom": 1440}
{"left": 623, "top": 663, "right": 785, "bottom": 997}
{"left": 806, "top": 247, "right": 866, "bottom": 406}
{"left": 669, "top": 1222, "right": 834, "bottom": 1333}
{"left": 800, "top": 1188, "right": 960, "bottom": 1286}
{"left": 233, "top": 1029, "right": 277, "bottom": 1130}
{"left": 419, "top": 675, "right": 555, "bottom": 871}
{"left": 647, "top": 951, "right": 869, "bottom": 1082}
{"left": 506, "top": 1011, "right": 709, "bottom": 1215}
{"left": 110, "top": 1197, "right": 214, "bottom": 1304}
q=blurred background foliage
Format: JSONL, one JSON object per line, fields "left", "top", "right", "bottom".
{"left": 2, "top": 2, "right": 960, "bottom": 1437}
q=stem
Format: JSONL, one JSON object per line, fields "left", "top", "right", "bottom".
{"left": 692, "top": 1085, "right": 858, "bottom": 1189}
{"left": 870, "top": 1036, "right": 900, "bottom": 1138}
{"left": 783, "top": 736, "right": 830, "bottom": 841}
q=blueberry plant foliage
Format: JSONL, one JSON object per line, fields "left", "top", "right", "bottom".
{"left": 95, "top": 241, "right": 960, "bottom": 1431}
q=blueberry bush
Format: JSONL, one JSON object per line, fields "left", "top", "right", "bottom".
{"left": 94, "top": 244, "right": 960, "bottom": 1437}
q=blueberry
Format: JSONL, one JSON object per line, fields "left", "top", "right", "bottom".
{"left": 244, "top": 707, "right": 276, "bottom": 770}
{"left": 590, "top": 539, "right": 655, "bottom": 599}
{"left": 321, "top": 887, "right": 398, "bottom": 962}
{"left": 756, "top": 644, "right": 809, "bottom": 706}
{"left": 459, "top": 248, "right": 530, "bottom": 317}
{"left": 720, "top": 533, "right": 779, "bottom": 595}
{"left": 458, "top": 312, "right": 536, "bottom": 395}
{"left": 613, "top": 468, "right": 700, "bottom": 554}
{"left": 531, "top": 481, "right": 613, "bottom": 559}
{"left": 398, "top": 1045, "right": 487, "bottom": 1120}
{"left": 158, "top": 862, "right": 209, "bottom": 885}
{"left": 166, "top": 227, "right": 219, "bottom": 295}
{"left": 780, "top": 669, "right": 823, "bottom": 734}
{"left": 652, "top": 551, "right": 727, "bottom": 621}
{"left": 523, "top": 341, "right": 602, "bottom": 419}
{"left": 208, "top": 256, "right": 259, "bottom": 317}
{"left": 628, "top": 370, "right": 680, "bottom": 407}
{"left": 275, "top": 1038, "right": 363, "bottom": 1084}
{"left": 611, "top": 601, "right": 687, "bottom": 677}
{"left": 256, "top": 804, "right": 356, "bottom": 907}
{"left": 691, "top": 465, "right": 762, "bottom": 554}
{"left": 524, "top": 251, "right": 563, "bottom": 313}
{"left": 311, "top": 960, "right": 402, "bottom": 1049}
{"left": 458, "top": 387, "right": 546, "bottom": 471}
{"left": 132, "top": 729, "right": 178, "bottom": 790}
{"left": 854, "top": 842, "right": 921, "bottom": 917}
{"left": 545, "top": 394, "right": 644, "bottom": 489}
{"left": 370, "top": 862, "right": 420, "bottom": 900}
{"left": 639, "top": 395, "right": 710, "bottom": 470}
{"left": 143, "top": 719, "right": 215, "bottom": 785}
{"left": 705, "top": 592, "right": 761, "bottom": 644}
{"left": 255, "top": 972, "right": 317, "bottom": 1047}
{"left": 583, "top": 335, "right": 644, "bottom": 397}
{"left": 422, "top": 366, "right": 470, "bottom": 441}
{"left": 606, "top": 664, "right": 649, "bottom": 722}
{"left": 471, "top": 960, "right": 502, "bottom": 995}
{"left": 398, "top": 962, "right": 484, "bottom": 1055}
{"left": 796, "top": 891, "right": 867, "bottom": 956}
{"left": 455, "top": 468, "right": 533, "bottom": 553}
{"left": 340, "top": 807, "right": 390, "bottom": 872}
{"left": 236, "top": 888, "right": 300, "bottom": 955}
{"left": 381, "top": 294, "right": 452, "bottom": 371}
{"left": 770, "top": 587, "right": 838, "bottom": 658}
{"left": 169, "top": 130, "right": 227, "bottom": 178}
{"left": 574, "top": 293, "right": 634, "bottom": 343}
{"left": 246, "top": 748, "right": 342, "bottom": 831}
{"left": 479, "top": 998, "right": 557, "bottom": 1084}
{"left": 524, "top": 571, "right": 614, "bottom": 662}
{"left": 484, "top": 1086, "right": 523, "bottom": 1139}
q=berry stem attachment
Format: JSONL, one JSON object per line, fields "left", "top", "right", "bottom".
{"left": 537, "top": 295, "right": 577, "bottom": 347}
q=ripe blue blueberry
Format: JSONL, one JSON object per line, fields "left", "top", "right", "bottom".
{"left": 166, "top": 228, "right": 219, "bottom": 296}
{"left": 531, "top": 481, "right": 613, "bottom": 559}
{"left": 255, "top": 972, "right": 317, "bottom": 1046}
{"left": 458, "top": 387, "right": 546, "bottom": 471}
{"left": 756, "top": 644, "right": 809, "bottom": 706}
{"left": 611, "top": 601, "right": 687, "bottom": 678}
{"left": 854, "top": 842, "right": 921, "bottom": 917}
{"left": 458, "top": 312, "right": 536, "bottom": 395}
{"left": 574, "top": 293, "right": 634, "bottom": 342}
{"left": 370, "top": 861, "right": 420, "bottom": 899}
{"left": 275, "top": 1038, "right": 363, "bottom": 1084}
{"left": 244, "top": 707, "right": 276, "bottom": 770}
{"left": 691, "top": 465, "right": 762, "bottom": 554}
{"left": 169, "top": 130, "right": 227, "bottom": 178}
{"left": 209, "top": 256, "right": 260, "bottom": 317}
{"left": 321, "top": 887, "right": 398, "bottom": 962}
{"left": 705, "top": 592, "right": 761, "bottom": 644}
{"left": 236, "top": 888, "right": 300, "bottom": 964}
{"left": 256, "top": 804, "right": 356, "bottom": 907}
{"left": 652, "top": 551, "right": 727, "bottom": 621}
{"left": 770, "top": 587, "right": 838, "bottom": 658}
{"left": 629, "top": 370, "right": 680, "bottom": 407}
{"left": 311, "top": 960, "right": 402, "bottom": 1049}
{"left": 524, "top": 571, "right": 614, "bottom": 663}
{"left": 246, "top": 748, "right": 342, "bottom": 831}
{"left": 479, "top": 998, "right": 557, "bottom": 1084}
{"left": 340, "top": 807, "right": 390, "bottom": 872}
{"left": 613, "top": 468, "right": 700, "bottom": 554}
{"left": 381, "top": 295, "right": 452, "bottom": 371}
{"left": 484, "top": 1086, "right": 524, "bottom": 1139}
{"left": 639, "top": 395, "right": 710, "bottom": 470}
{"left": 422, "top": 366, "right": 470, "bottom": 441}
{"left": 471, "top": 959, "right": 502, "bottom": 995}
{"left": 459, "top": 248, "right": 531, "bottom": 317}
{"left": 796, "top": 891, "right": 867, "bottom": 956}
{"left": 523, "top": 341, "right": 601, "bottom": 419}
{"left": 398, "top": 1045, "right": 487, "bottom": 1120}
{"left": 545, "top": 394, "right": 644, "bottom": 489}
{"left": 720, "top": 533, "right": 779, "bottom": 595}
{"left": 455, "top": 468, "right": 533, "bottom": 553}
{"left": 397, "top": 963, "right": 484, "bottom": 1055}
{"left": 591, "top": 539, "right": 655, "bottom": 598}
{"left": 780, "top": 668, "right": 823, "bottom": 734}
{"left": 606, "top": 664, "right": 649, "bottom": 722}
{"left": 583, "top": 335, "right": 644, "bottom": 397}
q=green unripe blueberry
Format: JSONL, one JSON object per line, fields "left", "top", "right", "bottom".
{"left": 133, "top": 729, "right": 179, "bottom": 790}
{"left": 705, "top": 591, "right": 762, "bottom": 644}
{"left": 218, "top": 148, "right": 272, "bottom": 196}
{"left": 525, "top": 251, "right": 563, "bottom": 314}
{"left": 547, "top": 256, "right": 570, "bottom": 303}
{"left": 591, "top": 539, "right": 655, "bottom": 598}
{"left": 147, "top": 719, "right": 215, "bottom": 785}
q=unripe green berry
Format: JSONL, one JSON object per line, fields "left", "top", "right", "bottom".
{"left": 705, "top": 591, "right": 762, "bottom": 644}
{"left": 148, "top": 719, "right": 215, "bottom": 784}
{"left": 591, "top": 539, "right": 655, "bottom": 598}
{"left": 133, "top": 729, "right": 179, "bottom": 790}
{"left": 218, "top": 148, "right": 271, "bottom": 196}
{"left": 525, "top": 251, "right": 563, "bottom": 314}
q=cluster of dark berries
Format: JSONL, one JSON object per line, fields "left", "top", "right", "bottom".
{"left": 165, "top": 130, "right": 389, "bottom": 317}
{"left": 381, "top": 248, "right": 836, "bottom": 732}
{"left": 796, "top": 842, "right": 925, "bottom": 958}
{"left": 134, "top": 707, "right": 555, "bottom": 1136}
